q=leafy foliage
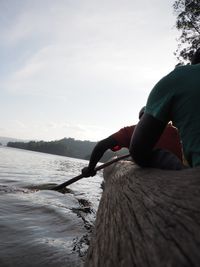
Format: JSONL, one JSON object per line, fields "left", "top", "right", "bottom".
{"left": 173, "top": 0, "right": 200, "bottom": 64}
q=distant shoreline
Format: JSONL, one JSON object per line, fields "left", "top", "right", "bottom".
{"left": 6, "top": 138, "right": 127, "bottom": 163}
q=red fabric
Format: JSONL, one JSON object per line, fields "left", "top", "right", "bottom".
{"left": 155, "top": 124, "right": 183, "bottom": 161}
{"left": 112, "top": 124, "right": 183, "bottom": 161}
{"left": 112, "top": 126, "right": 135, "bottom": 151}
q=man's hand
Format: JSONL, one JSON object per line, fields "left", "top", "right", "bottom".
{"left": 81, "top": 167, "right": 97, "bottom": 177}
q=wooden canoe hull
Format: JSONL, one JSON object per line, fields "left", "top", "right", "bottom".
{"left": 85, "top": 160, "right": 200, "bottom": 267}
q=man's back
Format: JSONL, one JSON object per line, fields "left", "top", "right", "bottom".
{"left": 146, "top": 63, "right": 200, "bottom": 166}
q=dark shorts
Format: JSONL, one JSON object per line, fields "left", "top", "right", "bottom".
{"left": 149, "top": 149, "right": 187, "bottom": 170}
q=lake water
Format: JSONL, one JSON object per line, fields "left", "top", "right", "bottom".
{"left": 0, "top": 146, "right": 103, "bottom": 267}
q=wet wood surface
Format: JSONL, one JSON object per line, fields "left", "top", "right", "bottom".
{"left": 85, "top": 160, "right": 200, "bottom": 267}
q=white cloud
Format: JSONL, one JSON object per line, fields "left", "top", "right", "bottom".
{"left": 2, "top": 39, "right": 175, "bottom": 99}
{"left": 0, "top": 0, "right": 179, "bottom": 141}
{"left": 0, "top": 119, "right": 111, "bottom": 141}
{"left": 1, "top": 0, "right": 177, "bottom": 98}
{"left": 14, "top": 120, "right": 26, "bottom": 129}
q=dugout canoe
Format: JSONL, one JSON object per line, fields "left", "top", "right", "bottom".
{"left": 84, "top": 159, "right": 200, "bottom": 267}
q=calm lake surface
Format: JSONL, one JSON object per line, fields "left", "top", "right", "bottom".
{"left": 0, "top": 146, "right": 103, "bottom": 267}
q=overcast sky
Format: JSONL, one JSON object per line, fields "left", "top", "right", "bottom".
{"left": 0, "top": 0, "right": 179, "bottom": 141}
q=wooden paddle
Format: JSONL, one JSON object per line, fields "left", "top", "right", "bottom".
{"left": 51, "top": 153, "right": 130, "bottom": 191}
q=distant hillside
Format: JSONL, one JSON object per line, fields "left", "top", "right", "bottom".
{"left": 0, "top": 136, "right": 29, "bottom": 146}
{"left": 7, "top": 137, "right": 127, "bottom": 162}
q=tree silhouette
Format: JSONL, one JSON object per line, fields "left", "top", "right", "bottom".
{"left": 173, "top": 0, "right": 200, "bottom": 64}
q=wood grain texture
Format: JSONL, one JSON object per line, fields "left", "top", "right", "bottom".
{"left": 85, "top": 160, "right": 200, "bottom": 267}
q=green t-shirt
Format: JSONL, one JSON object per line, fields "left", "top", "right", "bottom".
{"left": 145, "top": 64, "right": 200, "bottom": 167}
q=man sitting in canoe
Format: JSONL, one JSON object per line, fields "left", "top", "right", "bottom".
{"left": 129, "top": 48, "right": 200, "bottom": 169}
{"left": 82, "top": 107, "right": 184, "bottom": 177}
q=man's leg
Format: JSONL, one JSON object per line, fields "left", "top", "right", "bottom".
{"left": 148, "top": 149, "right": 187, "bottom": 170}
